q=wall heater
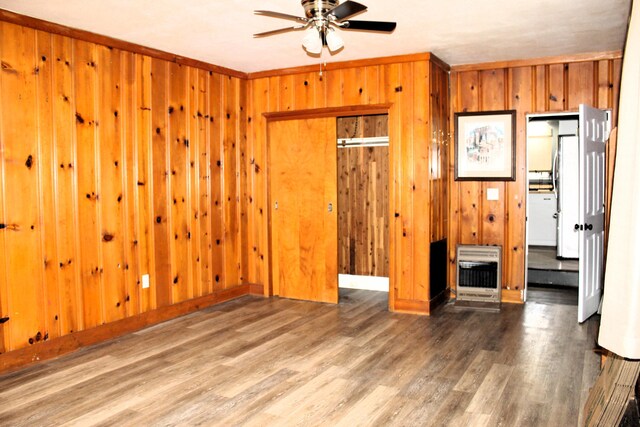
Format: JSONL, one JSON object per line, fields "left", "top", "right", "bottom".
{"left": 456, "top": 245, "right": 502, "bottom": 305}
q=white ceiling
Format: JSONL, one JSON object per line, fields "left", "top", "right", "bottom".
{"left": 0, "top": 0, "right": 632, "bottom": 73}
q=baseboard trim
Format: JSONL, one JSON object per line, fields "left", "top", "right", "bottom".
{"left": 502, "top": 289, "right": 524, "bottom": 304}
{"left": 0, "top": 284, "right": 252, "bottom": 374}
{"left": 248, "top": 283, "right": 265, "bottom": 296}
{"left": 392, "top": 298, "right": 430, "bottom": 315}
{"left": 429, "top": 289, "right": 450, "bottom": 311}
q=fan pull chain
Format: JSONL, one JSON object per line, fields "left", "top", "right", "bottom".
{"left": 319, "top": 61, "right": 327, "bottom": 77}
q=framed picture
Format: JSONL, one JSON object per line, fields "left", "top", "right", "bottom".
{"left": 454, "top": 110, "right": 516, "bottom": 181}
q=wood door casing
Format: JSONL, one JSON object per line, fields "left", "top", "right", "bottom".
{"left": 269, "top": 118, "right": 338, "bottom": 304}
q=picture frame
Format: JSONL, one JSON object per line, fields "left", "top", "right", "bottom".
{"left": 454, "top": 110, "right": 517, "bottom": 181}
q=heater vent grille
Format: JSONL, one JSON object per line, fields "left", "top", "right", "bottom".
{"left": 456, "top": 245, "right": 502, "bottom": 304}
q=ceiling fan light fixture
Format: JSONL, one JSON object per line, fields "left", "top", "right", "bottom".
{"left": 325, "top": 29, "right": 344, "bottom": 52}
{"left": 302, "top": 28, "right": 322, "bottom": 54}
{"left": 255, "top": 1, "right": 397, "bottom": 56}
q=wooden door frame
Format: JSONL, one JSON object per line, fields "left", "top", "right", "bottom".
{"left": 264, "top": 104, "right": 392, "bottom": 298}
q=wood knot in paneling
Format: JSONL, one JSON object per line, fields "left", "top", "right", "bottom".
{"left": 1, "top": 61, "right": 17, "bottom": 73}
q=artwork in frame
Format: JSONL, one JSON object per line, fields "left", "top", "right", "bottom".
{"left": 454, "top": 110, "right": 516, "bottom": 181}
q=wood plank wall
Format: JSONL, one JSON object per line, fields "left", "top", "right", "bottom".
{"left": 337, "top": 115, "right": 389, "bottom": 277}
{"left": 449, "top": 54, "right": 622, "bottom": 302}
{"left": 0, "top": 21, "right": 247, "bottom": 354}
{"left": 247, "top": 56, "right": 450, "bottom": 314}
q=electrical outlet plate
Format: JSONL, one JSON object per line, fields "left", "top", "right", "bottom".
{"left": 142, "top": 274, "right": 150, "bottom": 289}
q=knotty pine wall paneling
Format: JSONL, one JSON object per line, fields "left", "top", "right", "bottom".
{"left": 0, "top": 19, "right": 248, "bottom": 358}
{"left": 35, "top": 30, "right": 60, "bottom": 342}
{"left": 337, "top": 115, "right": 390, "bottom": 277}
{"left": 247, "top": 55, "right": 450, "bottom": 314}
{"left": 210, "top": 73, "right": 226, "bottom": 292}
{"left": 449, "top": 54, "right": 622, "bottom": 303}
{"left": 168, "top": 62, "right": 189, "bottom": 304}
{"left": 135, "top": 55, "right": 154, "bottom": 313}
{"left": 1, "top": 23, "right": 46, "bottom": 349}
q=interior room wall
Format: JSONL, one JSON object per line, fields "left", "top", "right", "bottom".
{"left": 0, "top": 9, "right": 624, "bottom": 370}
{"left": 449, "top": 55, "right": 622, "bottom": 302}
{"left": 0, "top": 19, "right": 248, "bottom": 359}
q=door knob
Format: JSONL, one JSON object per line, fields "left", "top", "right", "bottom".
{"left": 328, "top": 202, "right": 333, "bottom": 212}
{"left": 585, "top": 224, "right": 593, "bottom": 231}
{"left": 574, "top": 224, "right": 580, "bottom": 230}
{"left": 274, "top": 201, "right": 278, "bottom": 210}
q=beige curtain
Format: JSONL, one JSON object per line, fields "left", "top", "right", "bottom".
{"left": 598, "top": 0, "right": 640, "bottom": 359}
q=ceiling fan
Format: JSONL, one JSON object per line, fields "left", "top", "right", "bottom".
{"left": 254, "top": 0, "right": 397, "bottom": 55}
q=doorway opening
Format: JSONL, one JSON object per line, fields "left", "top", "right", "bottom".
{"left": 526, "top": 113, "right": 580, "bottom": 307}
{"left": 525, "top": 107, "right": 610, "bottom": 322}
{"left": 336, "top": 114, "right": 389, "bottom": 303}
{"left": 527, "top": 113, "right": 579, "bottom": 305}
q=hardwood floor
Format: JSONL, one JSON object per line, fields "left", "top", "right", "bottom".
{"left": 0, "top": 289, "right": 600, "bottom": 426}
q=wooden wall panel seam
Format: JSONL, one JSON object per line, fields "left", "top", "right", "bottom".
{"left": 95, "top": 42, "right": 107, "bottom": 326}
{"left": 35, "top": 30, "right": 62, "bottom": 341}
{"left": 69, "top": 38, "right": 85, "bottom": 333}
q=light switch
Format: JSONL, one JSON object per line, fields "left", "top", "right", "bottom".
{"left": 487, "top": 188, "right": 499, "bottom": 201}
{"left": 142, "top": 274, "right": 150, "bottom": 289}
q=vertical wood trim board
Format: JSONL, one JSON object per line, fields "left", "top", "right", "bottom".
{"left": 0, "top": 21, "right": 247, "bottom": 356}
{"left": 449, "top": 58, "right": 622, "bottom": 301}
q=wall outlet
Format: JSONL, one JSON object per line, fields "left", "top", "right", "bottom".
{"left": 141, "top": 274, "right": 150, "bottom": 289}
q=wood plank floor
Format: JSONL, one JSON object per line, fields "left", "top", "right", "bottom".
{"left": 0, "top": 289, "right": 601, "bottom": 426}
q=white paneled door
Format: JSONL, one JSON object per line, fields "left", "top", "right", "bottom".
{"left": 578, "top": 104, "right": 608, "bottom": 323}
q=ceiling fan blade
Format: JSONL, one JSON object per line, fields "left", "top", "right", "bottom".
{"left": 253, "top": 25, "right": 307, "bottom": 38}
{"left": 325, "top": 1, "right": 367, "bottom": 21}
{"left": 341, "top": 20, "right": 397, "bottom": 32}
{"left": 254, "top": 10, "right": 308, "bottom": 24}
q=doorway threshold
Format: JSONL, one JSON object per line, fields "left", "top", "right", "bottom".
{"left": 338, "top": 274, "right": 389, "bottom": 292}
{"left": 528, "top": 268, "right": 578, "bottom": 287}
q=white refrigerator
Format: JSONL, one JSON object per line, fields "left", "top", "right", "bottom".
{"left": 556, "top": 135, "right": 580, "bottom": 258}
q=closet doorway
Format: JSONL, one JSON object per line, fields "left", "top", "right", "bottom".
{"left": 267, "top": 109, "right": 391, "bottom": 305}
{"left": 337, "top": 114, "right": 390, "bottom": 296}
{"left": 269, "top": 117, "right": 338, "bottom": 304}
